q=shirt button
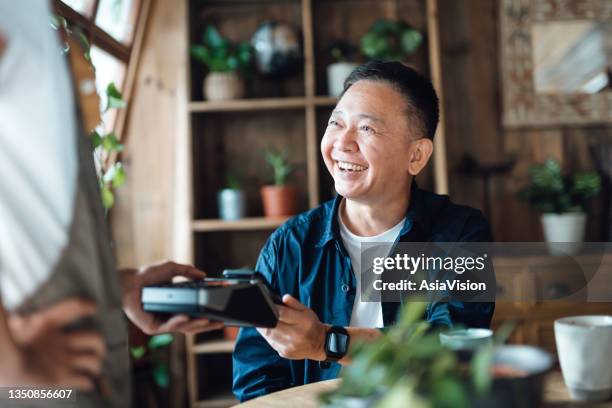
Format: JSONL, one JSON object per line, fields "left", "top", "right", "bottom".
{"left": 341, "top": 284, "right": 350, "bottom": 293}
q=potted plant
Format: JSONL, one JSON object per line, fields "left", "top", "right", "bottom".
{"left": 326, "top": 40, "right": 359, "bottom": 97}
{"left": 217, "top": 172, "right": 246, "bottom": 221}
{"left": 518, "top": 158, "right": 601, "bottom": 255}
{"left": 319, "top": 303, "right": 498, "bottom": 408}
{"left": 191, "top": 26, "right": 253, "bottom": 101}
{"left": 321, "top": 303, "right": 550, "bottom": 408}
{"left": 260, "top": 148, "right": 298, "bottom": 217}
{"left": 360, "top": 19, "right": 423, "bottom": 62}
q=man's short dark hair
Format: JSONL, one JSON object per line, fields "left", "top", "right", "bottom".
{"left": 342, "top": 60, "right": 439, "bottom": 140}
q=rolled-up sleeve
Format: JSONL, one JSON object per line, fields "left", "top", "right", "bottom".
{"left": 232, "top": 235, "right": 293, "bottom": 402}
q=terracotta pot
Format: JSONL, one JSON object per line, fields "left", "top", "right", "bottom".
{"left": 260, "top": 185, "right": 298, "bottom": 217}
{"left": 203, "top": 72, "right": 244, "bottom": 101}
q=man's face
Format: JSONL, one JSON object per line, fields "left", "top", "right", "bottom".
{"left": 321, "top": 80, "right": 416, "bottom": 203}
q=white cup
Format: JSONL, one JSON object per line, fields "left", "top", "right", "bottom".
{"left": 555, "top": 315, "right": 612, "bottom": 401}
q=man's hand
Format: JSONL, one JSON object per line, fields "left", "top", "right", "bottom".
{"left": 257, "top": 294, "right": 328, "bottom": 361}
{"left": 6, "top": 298, "right": 106, "bottom": 390}
{"left": 121, "top": 261, "right": 224, "bottom": 335}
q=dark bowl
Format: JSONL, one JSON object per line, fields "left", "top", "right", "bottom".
{"left": 473, "top": 345, "right": 554, "bottom": 408}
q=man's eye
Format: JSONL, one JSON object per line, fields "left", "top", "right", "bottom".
{"left": 328, "top": 120, "right": 340, "bottom": 127}
{"left": 360, "top": 125, "right": 375, "bottom": 134}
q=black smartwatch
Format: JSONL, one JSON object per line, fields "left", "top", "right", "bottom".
{"left": 322, "top": 326, "right": 350, "bottom": 365}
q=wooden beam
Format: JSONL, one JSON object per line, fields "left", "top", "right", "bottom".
{"left": 426, "top": 0, "right": 449, "bottom": 195}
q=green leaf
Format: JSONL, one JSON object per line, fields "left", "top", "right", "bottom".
{"left": 376, "top": 379, "right": 429, "bottom": 408}
{"left": 471, "top": 345, "right": 493, "bottom": 395}
{"left": 361, "top": 19, "right": 422, "bottom": 60}
{"left": 153, "top": 363, "right": 170, "bottom": 388}
{"left": 101, "top": 133, "right": 124, "bottom": 152}
{"left": 264, "top": 148, "right": 293, "bottom": 186}
{"left": 90, "top": 130, "right": 103, "bottom": 148}
{"left": 494, "top": 320, "right": 516, "bottom": 345}
{"left": 397, "top": 301, "right": 428, "bottom": 328}
{"left": 105, "top": 82, "right": 127, "bottom": 111}
{"left": 101, "top": 186, "right": 115, "bottom": 209}
{"left": 431, "top": 377, "right": 469, "bottom": 408}
{"left": 49, "top": 14, "right": 68, "bottom": 31}
{"left": 401, "top": 29, "right": 423, "bottom": 54}
{"left": 77, "top": 30, "right": 90, "bottom": 52}
{"left": 103, "top": 163, "right": 126, "bottom": 188}
{"left": 203, "top": 26, "right": 226, "bottom": 49}
{"left": 112, "top": 164, "right": 126, "bottom": 188}
{"left": 148, "top": 333, "right": 173, "bottom": 350}
{"left": 130, "top": 345, "right": 146, "bottom": 360}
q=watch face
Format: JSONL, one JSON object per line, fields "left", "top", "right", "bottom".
{"left": 326, "top": 331, "right": 349, "bottom": 357}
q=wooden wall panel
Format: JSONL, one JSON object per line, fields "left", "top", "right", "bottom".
{"left": 112, "top": 0, "right": 188, "bottom": 268}
{"left": 437, "top": 0, "right": 611, "bottom": 242}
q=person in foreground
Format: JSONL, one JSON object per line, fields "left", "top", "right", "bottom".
{"left": 232, "top": 60, "right": 495, "bottom": 402}
{"left": 0, "top": 2, "right": 221, "bottom": 406}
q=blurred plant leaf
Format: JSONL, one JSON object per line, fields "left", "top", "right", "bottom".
{"left": 471, "top": 345, "right": 493, "bottom": 396}
{"left": 105, "top": 82, "right": 126, "bottom": 111}
{"left": 101, "top": 132, "right": 124, "bottom": 152}
{"left": 103, "top": 162, "right": 126, "bottom": 188}
{"left": 148, "top": 333, "right": 173, "bottom": 350}
{"left": 90, "top": 130, "right": 103, "bottom": 149}
{"left": 430, "top": 377, "right": 469, "bottom": 408}
{"left": 518, "top": 157, "right": 601, "bottom": 213}
{"left": 153, "top": 363, "right": 170, "bottom": 388}
{"left": 130, "top": 345, "right": 146, "bottom": 360}
{"left": 101, "top": 186, "right": 115, "bottom": 209}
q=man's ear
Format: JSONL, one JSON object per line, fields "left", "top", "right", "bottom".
{"left": 407, "top": 138, "right": 434, "bottom": 176}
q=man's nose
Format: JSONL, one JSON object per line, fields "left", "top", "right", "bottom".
{"left": 333, "top": 127, "right": 358, "bottom": 152}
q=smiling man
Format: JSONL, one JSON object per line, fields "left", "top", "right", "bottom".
{"left": 232, "top": 61, "right": 495, "bottom": 401}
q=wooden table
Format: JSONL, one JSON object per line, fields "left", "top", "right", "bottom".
{"left": 234, "top": 371, "right": 612, "bottom": 407}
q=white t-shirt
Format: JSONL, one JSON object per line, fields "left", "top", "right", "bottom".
{"left": 339, "top": 210, "right": 405, "bottom": 328}
{"left": 0, "top": 1, "right": 78, "bottom": 310}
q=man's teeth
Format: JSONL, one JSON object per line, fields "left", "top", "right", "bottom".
{"left": 337, "top": 161, "right": 368, "bottom": 172}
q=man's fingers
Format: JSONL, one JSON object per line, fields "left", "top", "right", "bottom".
{"left": 139, "top": 262, "right": 206, "bottom": 286}
{"left": 282, "top": 294, "right": 307, "bottom": 311}
{"left": 62, "top": 374, "right": 95, "bottom": 391}
{"left": 173, "top": 319, "right": 224, "bottom": 334}
{"left": 36, "top": 298, "right": 97, "bottom": 328}
{"left": 155, "top": 314, "right": 190, "bottom": 333}
{"left": 66, "top": 332, "right": 106, "bottom": 357}
{"left": 70, "top": 355, "right": 103, "bottom": 377}
{"left": 277, "top": 306, "right": 302, "bottom": 324}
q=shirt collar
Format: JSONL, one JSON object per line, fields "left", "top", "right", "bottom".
{"left": 316, "top": 180, "right": 431, "bottom": 248}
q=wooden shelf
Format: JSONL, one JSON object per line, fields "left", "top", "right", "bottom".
{"left": 189, "top": 97, "right": 307, "bottom": 112}
{"left": 189, "top": 96, "right": 337, "bottom": 112}
{"left": 193, "top": 339, "right": 236, "bottom": 354}
{"left": 313, "top": 96, "right": 338, "bottom": 106}
{"left": 192, "top": 217, "right": 289, "bottom": 232}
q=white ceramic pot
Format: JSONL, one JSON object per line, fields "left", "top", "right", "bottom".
{"left": 217, "top": 189, "right": 246, "bottom": 220}
{"left": 555, "top": 315, "right": 612, "bottom": 401}
{"left": 327, "top": 62, "right": 359, "bottom": 97}
{"left": 203, "top": 72, "right": 245, "bottom": 101}
{"left": 541, "top": 212, "right": 586, "bottom": 256}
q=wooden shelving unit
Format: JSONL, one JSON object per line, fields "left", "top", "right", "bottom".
{"left": 189, "top": 96, "right": 337, "bottom": 113}
{"left": 182, "top": 1, "right": 439, "bottom": 406}
{"left": 192, "top": 217, "right": 289, "bottom": 232}
{"left": 192, "top": 339, "right": 236, "bottom": 355}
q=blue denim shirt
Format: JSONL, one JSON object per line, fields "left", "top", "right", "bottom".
{"left": 232, "top": 183, "right": 495, "bottom": 402}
